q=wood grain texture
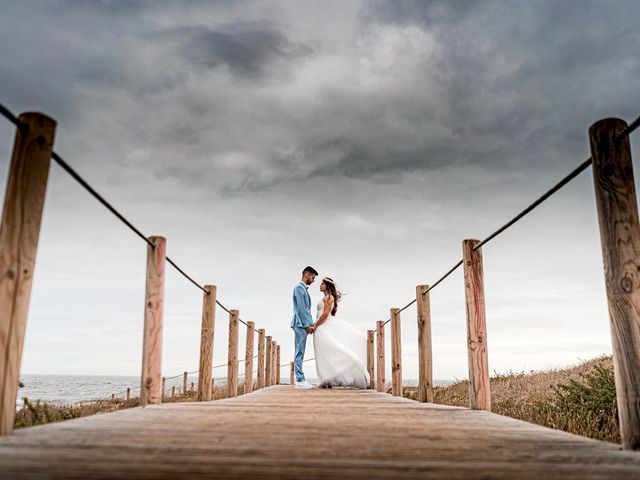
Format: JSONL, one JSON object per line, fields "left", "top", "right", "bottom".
{"left": 367, "top": 330, "right": 375, "bottom": 389}
{"left": 589, "top": 118, "right": 640, "bottom": 450}
{"left": 0, "top": 387, "right": 638, "bottom": 479}
{"left": 257, "top": 330, "right": 266, "bottom": 389}
{"left": 376, "top": 321, "right": 385, "bottom": 392}
{"left": 140, "top": 236, "right": 166, "bottom": 407}
{"left": 197, "top": 285, "right": 217, "bottom": 401}
{"left": 244, "top": 321, "right": 255, "bottom": 394}
{"left": 265, "top": 336, "right": 273, "bottom": 388}
{"left": 276, "top": 345, "right": 281, "bottom": 385}
{"left": 463, "top": 239, "right": 490, "bottom": 411}
{"left": 390, "top": 308, "right": 402, "bottom": 397}
{"left": 416, "top": 285, "right": 433, "bottom": 403}
{"left": 227, "top": 310, "right": 239, "bottom": 398}
{"left": 0, "top": 113, "right": 56, "bottom": 435}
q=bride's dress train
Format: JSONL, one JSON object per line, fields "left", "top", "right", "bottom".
{"left": 313, "top": 300, "right": 370, "bottom": 389}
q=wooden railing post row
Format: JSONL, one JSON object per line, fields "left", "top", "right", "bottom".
{"left": 0, "top": 112, "right": 56, "bottom": 435}
{"left": 140, "top": 236, "right": 166, "bottom": 406}
{"left": 257, "top": 329, "right": 266, "bottom": 389}
{"left": 197, "top": 285, "right": 217, "bottom": 401}
{"left": 390, "top": 308, "right": 402, "bottom": 396}
{"left": 589, "top": 118, "right": 640, "bottom": 450}
{"left": 416, "top": 285, "right": 434, "bottom": 403}
{"left": 367, "top": 330, "right": 375, "bottom": 389}
{"left": 376, "top": 321, "right": 385, "bottom": 392}
{"left": 462, "top": 239, "right": 491, "bottom": 411}
{"left": 244, "top": 321, "right": 255, "bottom": 393}
{"left": 226, "top": 309, "right": 239, "bottom": 398}
{"left": 265, "top": 336, "right": 273, "bottom": 387}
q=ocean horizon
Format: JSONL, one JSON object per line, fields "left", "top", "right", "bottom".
{"left": 17, "top": 374, "right": 456, "bottom": 408}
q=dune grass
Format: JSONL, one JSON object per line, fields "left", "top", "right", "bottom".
{"left": 403, "top": 355, "right": 620, "bottom": 443}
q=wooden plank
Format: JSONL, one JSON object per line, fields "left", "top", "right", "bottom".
{"left": 257, "top": 329, "right": 266, "bottom": 389}
{"left": 376, "top": 321, "right": 385, "bottom": 392}
{"left": 197, "top": 285, "right": 216, "bottom": 401}
{"left": 416, "top": 285, "right": 433, "bottom": 403}
{"left": 140, "top": 236, "right": 166, "bottom": 407}
{"left": 367, "top": 330, "right": 375, "bottom": 389}
{"left": 463, "top": 239, "right": 490, "bottom": 411}
{"left": 0, "top": 387, "right": 638, "bottom": 479}
{"left": 0, "top": 112, "right": 56, "bottom": 435}
{"left": 390, "top": 308, "right": 402, "bottom": 396}
{"left": 226, "top": 310, "right": 239, "bottom": 398}
{"left": 589, "top": 118, "right": 640, "bottom": 450}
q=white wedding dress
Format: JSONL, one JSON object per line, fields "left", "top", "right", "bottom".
{"left": 313, "top": 299, "right": 370, "bottom": 389}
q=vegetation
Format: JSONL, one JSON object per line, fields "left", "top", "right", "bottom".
{"left": 14, "top": 384, "right": 234, "bottom": 430}
{"left": 403, "top": 355, "right": 620, "bottom": 443}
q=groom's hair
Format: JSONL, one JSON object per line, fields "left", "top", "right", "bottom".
{"left": 302, "top": 266, "right": 318, "bottom": 276}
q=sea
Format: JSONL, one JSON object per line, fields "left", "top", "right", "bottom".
{"left": 17, "top": 374, "right": 455, "bottom": 409}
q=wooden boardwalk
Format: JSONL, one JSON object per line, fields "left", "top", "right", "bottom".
{"left": 0, "top": 387, "right": 639, "bottom": 479}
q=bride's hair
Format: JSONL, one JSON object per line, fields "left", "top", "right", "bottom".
{"left": 322, "top": 277, "right": 341, "bottom": 316}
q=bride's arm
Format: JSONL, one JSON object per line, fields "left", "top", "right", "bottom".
{"left": 312, "top": 297, "right": 334, "bottom": 331}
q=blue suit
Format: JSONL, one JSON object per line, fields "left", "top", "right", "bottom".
{"left": 291, "top": 281, "right": 313, "bottom": 382}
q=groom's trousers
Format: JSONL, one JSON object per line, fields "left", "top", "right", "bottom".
{"left": 292, "top": 326, "right": 308, "bottom": 382}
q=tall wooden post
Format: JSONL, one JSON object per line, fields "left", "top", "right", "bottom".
{"left": 140, "top": 236, "right": 166, "bottom": 407}
{"left": 276, "top": 345, "right": 281, "bottom": 384}
{"left": 463, "top": 239, "right": 491, "bottom": 411}
{"left": 171, "top": 386, "right": 175, "bottom": 398}
{"left": 0, "top": 112, "right": 56, "bottom": 435}
{"left": 416, "top": 285, "right": 434, "bottom": 403}
{"left": 126, "top": 388, "right": 131, "bottom": 401}
{"left": 244, "top": 321, "right": 255, "bottom": 394}
{"left": 590, "top": 118, "right": 640, "bottom": 450}
{"left": 257, "top": 329, "right": 266, "bottom": 389}
{"left": 290, "top": 362, "right": 295, "bottom": 385}
{"left": 162, "top": 377, "right": 166, "bottom": 401}
{"left": 182, "top": 372, "right": 188, "bottom": 395}
{"left": 226, "top": 309, "right": 239, "bottom": 398}
{"left": 376, "top": 321, "right": 385, "bottom": 392}
{"left": 265, "top": 336, "right": 273, "bottom": 387}
{"left": 271, "top": 341, "right": 278, "bottom": 386}
{"left": 197, "top": 285, "right": 217, "bottom": 401}
{"left": 367, "top": 330, "right": 375, "bottom": 389}
{"left": 390, "top": 308, "right": 402, "bottom": 396}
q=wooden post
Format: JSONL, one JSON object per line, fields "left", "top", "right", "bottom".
{"left": 162, "top": 377, "right": 166, "bottom": 401}
{"left": 290, "top": 362, "right": 295, "bottom": 385}
{"left": 191, "top": 382, "right": 194, "bottom": 393}
{"left": 271, "top": 341, "right": 278, "bottom": 386}
{"left": 257, "top": 329, "right": 266, "bottom": 389}
{"left": 367, "top": 330, "right": 375, "bottom": 389}
{"left": 171, "top": 386, "right": 175, "bottom": 398}
{"left": 390, "top": 308, "right": 402, "bottom": 397}
{"left": 111, "top": 394, "right": 115, "bottom": 402}
{"left": 0, "top": 112, "right": 56, "bottom": 435}
{"left": 265, "top": 336, "right": 273, "bottom": 387}
{"left": 140, "top": 236, "right": 166, "bottom": 407}
{"left": 590, "top": 118, "right": 640, "bottom": 450}
{"left": 197, "top": 285, "right": 217, "bottom": 401}
{"left": 416, "top": 285, "right": 434, "bottom": 403}
{"left": 126, "top": 388, "right": 131, "bottom": 401}
{"left": 244, "top": 321, "right": 255, "bottom": 394}
{"left": 226, "top": 310, "right": 239, "bottom": 398}
{"left": 376, "top": 321, "right": 385, "bottom": 392}
{"left": 183, "top": 372, "right": 188, "bottom": 395}
{"left": 276, "top": 345, "right": 281, "bottom": 384}
{"left": 463, "top": 239, "right": 491, "bottom": 411}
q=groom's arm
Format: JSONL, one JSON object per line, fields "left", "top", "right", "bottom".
{"left": 293, "top": 285, "right": 312, "bottom": 328}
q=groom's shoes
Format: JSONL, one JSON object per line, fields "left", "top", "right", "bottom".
{"left": 294, "top": 380, "right": 313, "bottom": 390}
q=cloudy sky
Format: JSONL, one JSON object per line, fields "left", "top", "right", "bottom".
{"left": 0, "top": 0, "right": 639, "bottom": 383}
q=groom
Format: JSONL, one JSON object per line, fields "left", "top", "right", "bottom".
{"left": 291, "top": 265, "right": 318, "bottom": 389}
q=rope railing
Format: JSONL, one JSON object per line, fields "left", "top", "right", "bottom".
{"left": 367, "top": 115, "right": 640, "bottom": 451}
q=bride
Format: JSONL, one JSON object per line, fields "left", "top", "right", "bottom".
{"left": 308, "top": 277, "right": 370, "bottom": 389}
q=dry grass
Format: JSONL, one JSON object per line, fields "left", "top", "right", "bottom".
{"left": 404, "top": 355, "right": 620, "bottom": 443}
{"left": 14, "top": 384, "right": 238, "bottom": 430}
